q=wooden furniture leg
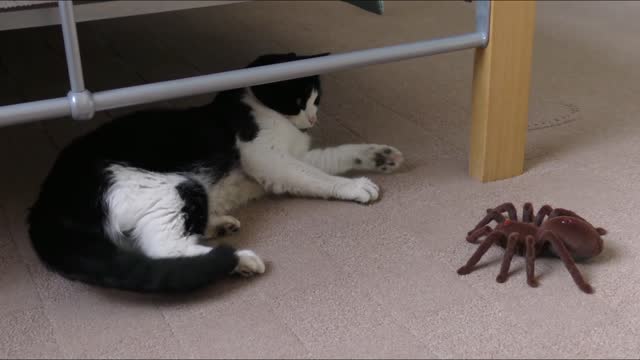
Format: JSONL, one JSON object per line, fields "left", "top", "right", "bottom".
{"left": 469, "top": 1, "right": 536, "bottom": 182}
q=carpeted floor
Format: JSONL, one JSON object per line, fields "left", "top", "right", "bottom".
{"left": 1, "top": 1, "right": 640, "bottom": 358}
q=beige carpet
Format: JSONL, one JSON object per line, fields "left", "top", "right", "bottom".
{"left": 1, "top": 1, "right": 640, "bottom": 358}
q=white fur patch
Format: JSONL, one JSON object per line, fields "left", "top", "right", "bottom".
{"left": 103, "top": 164, "right": 210, "bottom": 258}
{"left": 242, "top": 92, "right": 312, "bottom": 158}
{"left": 232, "top": 250, "right": 266, "bottom": 276}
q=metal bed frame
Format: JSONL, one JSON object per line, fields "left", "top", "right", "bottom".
{"left": 0, "top": 0, "right": 490, "bottom": 127}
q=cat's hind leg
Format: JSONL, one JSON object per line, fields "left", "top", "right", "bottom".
{"left": 206, "top": 215, "right": 241, "bottom": 238}
{"left": 104, "top": 166, "right": 265, "bottom": 276}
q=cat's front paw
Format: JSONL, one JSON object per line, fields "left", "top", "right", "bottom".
{"left": 356, "top": 145, "right": 404, "bottom": 173}
{"left": 336, "top": 177, "right": 379, "bottom": 204}
{"left": 232, "top": 250, "right": 266, "bottom": 277}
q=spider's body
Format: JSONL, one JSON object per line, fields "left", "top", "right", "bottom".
{"left": 457, "top": 203, "right": 606, "bottom": 294}
{"left": 492, "top": 220, "right": 537, "bottom": 253}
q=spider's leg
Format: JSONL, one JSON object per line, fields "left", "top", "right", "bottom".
{"left": 541, "top": 231, "right": 594, "bottom": 294}
{"left": 466, "top": 225, "right": 493, "bottom": 243}
{"left": 457, "top": 232, "right": 506, "bottom": 275}
{"left": 496, "top": 233, "right": 520, "bottom": 283}
{"left": 534, "top": 205, "right": 553, "bottom": 226}
{"left": 493, "top": 202, "right": 518, "bottom": 221}
{"left": 523, "top": 203, "right": 534, "bottom": 223}
{"left": 525, "top": 235, "right": 538, "bottom": 287}
{"left": 468, "top": 211, "right": 505, "bottom": 236}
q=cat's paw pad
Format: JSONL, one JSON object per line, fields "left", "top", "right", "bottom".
{"left": 207, "top": 216, "right": 241, "bottom": 238}
{"left": 357, "top": 145, "right": 404, "bottom": 173}
{"left": 232, "top": 250, "right": 266, "bottom": 277}
{"left": 337, "top": 177, "right": 379, "bottom": 204}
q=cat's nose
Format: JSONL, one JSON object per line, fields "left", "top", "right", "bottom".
{"left": 309, "top": 115, "right": 318, "bottom": 125}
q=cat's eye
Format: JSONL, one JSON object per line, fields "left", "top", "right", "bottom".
{"left": 296, "top": 98, "right": 303, "bottom": 107}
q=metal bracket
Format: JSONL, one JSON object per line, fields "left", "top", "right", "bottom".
{"left": 67, "top": 90, "right": 95, "bottom": 120}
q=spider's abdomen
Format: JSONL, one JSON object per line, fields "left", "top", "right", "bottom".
{"left": 539, "top": 216, "right": 604, "bottom": 260}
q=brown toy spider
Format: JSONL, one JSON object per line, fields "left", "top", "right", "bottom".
{"left": 457, "top": 202, "right": 606, "bottom": 294}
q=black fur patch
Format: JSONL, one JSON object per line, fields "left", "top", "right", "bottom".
{"left": 176, "top": 178, "right": 208, "bottom": 236}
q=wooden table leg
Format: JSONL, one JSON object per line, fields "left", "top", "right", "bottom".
{"left": 469, "top": 0, "right": 536, "bottom": 182}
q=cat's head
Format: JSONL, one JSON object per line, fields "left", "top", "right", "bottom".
{"left": 247, "top": 52, "right": 330, "bottom": 130}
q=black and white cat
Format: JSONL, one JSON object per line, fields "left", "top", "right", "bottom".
{"left": 27, "top": 53, "right": 403, "bottom": 293}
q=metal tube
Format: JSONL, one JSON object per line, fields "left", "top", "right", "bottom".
{"left": 93, "top": 32, "right": 485, "bottom": 111}
{"left": 58, "top": 0, "right": 86, "bottom": 93}
{"left": 0, "top": 98, "right": 70, "bottom": 127}
{"left": 0, "top": 22, "right": 488, "bottom": 126}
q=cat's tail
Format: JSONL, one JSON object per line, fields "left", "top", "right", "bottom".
{"left": 75, "top": 244, "right": 242, "bottom": 293}
{"left": 27, "top": 210, "right": 247, "bottom": 293}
